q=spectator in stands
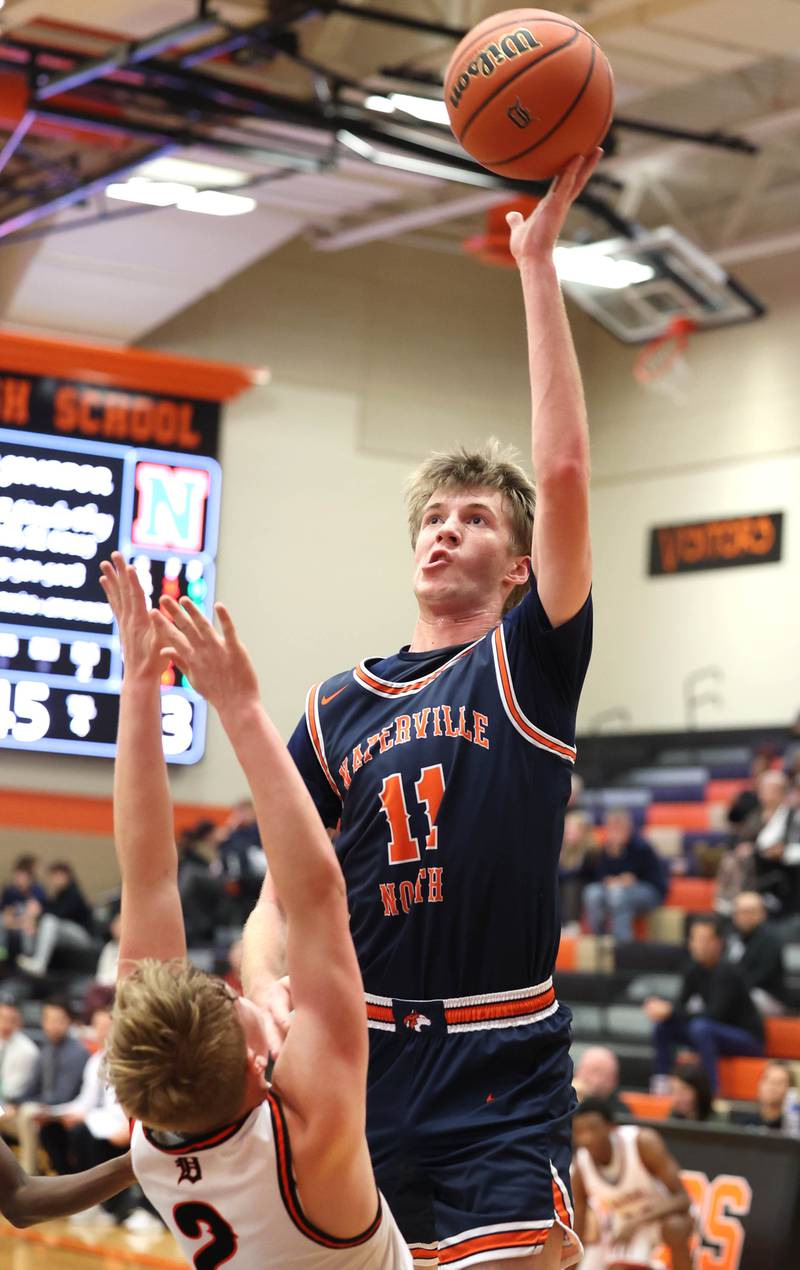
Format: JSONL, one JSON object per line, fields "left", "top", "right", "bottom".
{"left": 644, "top": 915, "right": 764, "bottom": 1093}
{"left": 783, "top": 711, "right": 800, "bottom": 780}
{"left": 0, "top": 857, "right": 46, "bottom": 967}
{"left": 82, "top": 913, "right": 120, "bottom": 1023}
{"left": 581, "top": 809, "right": 667, "bottom": 941}
{"left": 211, "top": 799, "right": 266, "bottom": 926}
{"left": 753, "top": 771, "right": 800, "bottom": 916}
{"left": 0, "top": 999, "right": 39, "bottom": 1105}
{"left": 560, "top": 810, "right": 595, "bottom": 929}
{"left": 16, "top": 863, "right": 94, "bottom": 979}
{"left": 37, "top": 1009, "right": 127, "bottom": 1175}
{"left": 730, "top": 1061, "right": 795, "bottom": 1131}
{"left": 727, "top": 891, "right": 786, "bottom": 1014}
{"left": 668, "top": 1061, "right": 714, "bottom": 1122}
{"left": 178, "top": 821, "right": 225, "bottom": 943}
{"left": 716, "top": 768, "right": 792, "bottom": 914}
{"left": 573, "top": 1046, "right": 626, "bottom": 1117}
{"left": 725, "top": 751, "right": 773, "bottom": 841}
{"left": 0, "top": 998, "right": 88, "bottom": 1173}
{"left": 223, "top": 936, "right": 244, "bottom": 997}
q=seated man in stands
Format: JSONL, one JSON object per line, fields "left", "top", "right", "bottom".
{"left": 581, "top": 809, "right": 667, "bottom": 941}
{"left": 644, "top": 914, "right": 763, "bottom": 1093}
{"left": 730, "top": 1060, "right": 795, "bottom": 1131}
{"left": 0, "top": 857, "right": 46, "bottom": 967}
{"left": 16, "top": 862, "right": 94, "bottom": 979}
{"left": 0, "top": 998, "right": 88, "bottom": 1173}
{"left": 0, "top": 999, "right": 39, "bottom": 1106}
{"left": 571, "top": 1097, "right": 693, "bottom": 1270}
{"left": 728, "top": 891, "right": 787, "bottom": 1015}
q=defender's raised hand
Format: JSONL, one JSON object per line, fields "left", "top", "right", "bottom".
{"left": 506, "top": 147, "right": 603, "bottom": 264}
{"left": 99, "top": 553, "right": 169, "bottom": 683}
{"left": 155, "top": 596, "right": 258, "bottom": 716}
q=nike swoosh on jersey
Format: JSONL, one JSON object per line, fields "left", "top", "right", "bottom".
{"left": 321, "top": 685, "right": 348, "bottom": 706}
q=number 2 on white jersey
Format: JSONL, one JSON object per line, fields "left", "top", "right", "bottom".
{"left": 379, "top": 764, "right": 445, "bottom": 865}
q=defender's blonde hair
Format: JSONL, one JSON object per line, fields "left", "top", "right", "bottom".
{"left": 107, "top": 960, "right": 247, "bottom": 1133}
{"left": 406, "top": 439, "right": 535, "bottom": 613}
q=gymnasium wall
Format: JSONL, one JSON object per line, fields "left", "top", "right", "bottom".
{"left": 1, "top": 237, "right": 797, "bottom": 815}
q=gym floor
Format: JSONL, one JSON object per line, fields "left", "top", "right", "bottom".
{"left": 0, "top": 1219, "right": 181, "bottom": 1269}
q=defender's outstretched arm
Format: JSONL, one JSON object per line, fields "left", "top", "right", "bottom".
{"left": 100, "top": 554, "right": 186, "bottom": 973}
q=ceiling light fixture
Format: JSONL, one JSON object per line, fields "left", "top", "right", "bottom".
{"left": 137, "top": 156, "right": 251, "bottom": 188}
{"left": 389, "top": 94, "right": 450, "bottom": 126}
{"left": 105, "top": 178, "right": 256, "bottom": 217}
{"left": 553, "top": 245, "right": 655, "bottom": 290}
{"left": 364, "top": 95, "right": 396, "bottom": 114}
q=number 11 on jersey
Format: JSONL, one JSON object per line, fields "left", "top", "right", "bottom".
{"left": 379, "top": 764, "right": 445, "bottom": 865}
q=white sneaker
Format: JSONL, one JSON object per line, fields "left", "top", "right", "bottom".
{"left": 70, "top": 1205, "right": 116, "bottom": 1227}
{"left": 122, "top": 1208, "right": 163, "bottom": 1233}
{"left": 15, "top": 955, "right": 46, "bottom": 977}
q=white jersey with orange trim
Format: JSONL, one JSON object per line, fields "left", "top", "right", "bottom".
{"left": 288, "top": 574, "right": 592, "bottom": 1004}
{"left": 574, "top": 1126, "right": 668, "bottom": 1269}
{"left": 131, "top": 1093, "right": 412, "bottom": 1269}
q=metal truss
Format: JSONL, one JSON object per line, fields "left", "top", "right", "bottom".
{"left": 0, "top": 0, "right": 761, "bottom": 246}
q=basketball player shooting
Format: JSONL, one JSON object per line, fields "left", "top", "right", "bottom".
{"left": 99, "top": 553, "right": 410, "bottom": 1269}
{"left": 253, "top": 149, "right": 602, "bottom": 1270}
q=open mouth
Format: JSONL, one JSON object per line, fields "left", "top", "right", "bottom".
{"left": 424, "top": 550, "right": 452, "bottom": 569}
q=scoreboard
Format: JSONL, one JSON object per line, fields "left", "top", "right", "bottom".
{"left": 0, "top": 359, "right": 229, "bottom": 764}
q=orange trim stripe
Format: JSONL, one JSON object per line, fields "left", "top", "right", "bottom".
{"left": 409, "top": 1248, "right": 440, "bottom": 1262}
{"left": 444, "top": 985, "right": 555, "bottom": 1025}
{"left": 440, "top": 1227, "right": 551, "bottom": 1264}
{"left": 268, "top": 1092, "right": 382, "bottom": 1249}
{"left": 552, "top": 1178, "right": 572, "bottom": 1228}
{"left": 0, "top": 787, "right": 230, "bottom": 836}
{"left": 354, "top": 643, "right": 479, "bottom": 697}
{"left": 366, "top": 1002, "right": 395, "bottom": 1024}
{"left": 305, "top": 685, "right": 342, "bottom": 801}
{"left": 492, "top": 629, "right": 576, "bottom": 761}
{"left": 142, "top": 1113, "right": 249, "bottom": 1156}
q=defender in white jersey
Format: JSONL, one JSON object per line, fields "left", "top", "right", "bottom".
{"left": 99, "top": 554, "right": 411, "bottom": 1270}
{"left": 571, "top": 1099, "right": 693, "bottom": 1270}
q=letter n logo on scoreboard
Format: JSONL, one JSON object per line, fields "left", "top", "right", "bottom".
{"left": 132, "top": 463, "right": 211, "bottom": 552}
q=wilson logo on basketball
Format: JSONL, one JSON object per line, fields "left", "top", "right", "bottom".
{"left": 507, "top": 98, "right": 533, "bottom": 129}
{"left": 448, "top": 28, "right": 542, "bottom": 109}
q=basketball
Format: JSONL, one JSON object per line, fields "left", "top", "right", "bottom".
{"left": 444, "top": 8, "right": 614, "bottom": 181}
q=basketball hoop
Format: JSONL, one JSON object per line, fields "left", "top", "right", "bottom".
{"left": 633, "top": 316, "right": 697, "bottom": 402}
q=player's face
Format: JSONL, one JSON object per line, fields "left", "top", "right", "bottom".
{"left": 413, "top": 487, "right": 528, "bottom": 616}
{"left": 572, "top": 1112, "right": 611, "bottom": 1161}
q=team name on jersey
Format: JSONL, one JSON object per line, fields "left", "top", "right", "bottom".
{"left": 379, "top": 866, "right": 444, "bottom": 918}
{"left": 338, "top": 705, "right": 490, "bottom": 790}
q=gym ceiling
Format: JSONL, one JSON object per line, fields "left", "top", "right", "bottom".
{"left": 0, "top": 0, "right": 798, "bottom": 341}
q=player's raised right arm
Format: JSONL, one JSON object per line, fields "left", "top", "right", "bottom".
{"left": 99, "top": 554, "right": 186, "bottom": 974}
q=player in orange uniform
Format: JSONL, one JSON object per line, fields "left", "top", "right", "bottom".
{"left": 99, "top": 553, "right": 410, "bottom": 1269}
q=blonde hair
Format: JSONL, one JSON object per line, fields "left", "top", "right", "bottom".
{"left": 107, "top": 960, "right": 247, "bottom": 1133}
{"left": 405, "top": 439, "right": 535, "bottom": 613}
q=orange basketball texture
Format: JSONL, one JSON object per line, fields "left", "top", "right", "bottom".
{"left": 444, "top": 8, "right": 614, "bottom": 181}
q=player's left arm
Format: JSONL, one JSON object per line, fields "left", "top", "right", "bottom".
{"left": 623, "top": 1129, "right": 692, "bottom": 1233}
{"left": 99, "top": 554, "right": 186, "bottom": 973}
{"left": 0, "top": 1136, "right": 134, "bottom": 1228}
{"left": 507, "top": 150, "right": 601, "bottom": 628}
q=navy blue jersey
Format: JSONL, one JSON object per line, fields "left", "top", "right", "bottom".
{"left": 288, "top": 576, "right": 591, "bottom": 1002}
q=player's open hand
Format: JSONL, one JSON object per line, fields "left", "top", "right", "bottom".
{"left": 99, "top": 552, "right": 170, "bottom": 684}
{"left": 154, "top": 596, "right": 259, "bottom": 716}
{"left": 505, "top": 147, "right": 602, "bottom": 264}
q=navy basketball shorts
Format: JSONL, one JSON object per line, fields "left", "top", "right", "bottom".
{"left": 364, "top": 982, "right": 583, "bottom": 1268}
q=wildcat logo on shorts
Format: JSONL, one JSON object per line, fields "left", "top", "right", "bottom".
{"left": 403, "top": 1011, "right": 431, "bottom": 1032}
{"left": 507, "top": 97, "right": 532, "bottom": 129}
{"left": 449, "top": 28, "right": 542, "bottom": 109}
